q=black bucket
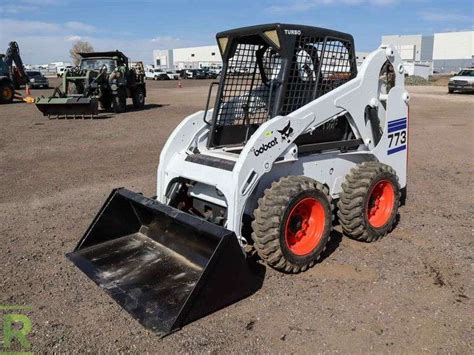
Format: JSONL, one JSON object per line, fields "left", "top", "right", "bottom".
{"left": 67, "top": 188, "right": 264, "bottom": 336}
{"left": 35, "top": 96, "right": 98, "bottom": 117}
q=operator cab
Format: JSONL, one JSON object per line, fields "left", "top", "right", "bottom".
{"left": 80, "top": 58, "right": 117, "bottom": 71}
{"left": 208, "top": 23, "right": 357, "bottom": 148}
{"left": 78, "top": 51, "right": 128, "bottom": 72}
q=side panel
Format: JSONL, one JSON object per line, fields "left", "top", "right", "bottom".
{"left": 333, "top": 46, "right": 409, "bottom": 187}
{"left": 157, "top": 110, "right": 210, "bottom": 202}
{"left": 373, "top": 86, "right": 409, "bottom": 188}
{"left": 243, "top": 152, "right": 374, "bottom": 216}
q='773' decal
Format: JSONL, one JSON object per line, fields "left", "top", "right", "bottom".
{"left": 387, "top": 118, "right": 407, "bottom": 155}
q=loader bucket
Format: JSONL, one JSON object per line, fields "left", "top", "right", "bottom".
{"left": 35, "top": 96, "right": 98, "bottom": 117}
{"left": 66, "top": 188, "right": 264, "bottom": 336}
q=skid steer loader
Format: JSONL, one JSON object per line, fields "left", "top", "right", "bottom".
{"left": 67, "top": 24, "right": 409, "bottom": 336}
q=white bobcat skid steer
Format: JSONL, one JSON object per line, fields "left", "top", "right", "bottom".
{"left": 67, "top": 23, "right": 409, "bottom": 336}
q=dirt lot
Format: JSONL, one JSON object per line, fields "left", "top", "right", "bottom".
{"left": 1, "top": 79, "right": 472, "bottom": 353}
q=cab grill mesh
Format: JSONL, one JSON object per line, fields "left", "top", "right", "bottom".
{"left": 215, "top": 44, "right": 278, "bottom": 127}
{"left": 210, "top": 33, "right": 356, "bottom": 147}
{"left": 282, "top": 36, "right": 355, "bottom": 115}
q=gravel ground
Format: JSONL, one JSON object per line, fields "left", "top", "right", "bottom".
{"left": 0, "top": 80, "right": 472, "bottom": 353}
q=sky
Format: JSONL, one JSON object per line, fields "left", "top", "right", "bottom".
{"left": 0, "top": 0, "right": 472, "bottom": 64}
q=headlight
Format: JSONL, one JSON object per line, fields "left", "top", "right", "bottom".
{"left": 111, "top": 84, "right": 118, "bottom": 91}
{"left": 30, "top": 78, "right": 35, "bottom": 82}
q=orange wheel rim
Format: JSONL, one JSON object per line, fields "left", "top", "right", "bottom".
{"left": 285, "top": 197, "right": 326, "bottom": 256}
{"left": 366, "top": 180, "right": 395, "bottom": 228}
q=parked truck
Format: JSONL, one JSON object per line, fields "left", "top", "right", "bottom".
{"left": 36, "top": 50, "right": 146, "bottom": 117}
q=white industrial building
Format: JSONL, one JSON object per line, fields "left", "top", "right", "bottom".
{"left": 153, "top": 45, "right": 222, "bottom": 70}
{"left": 433, "top": 31, "right": 474, "bottom": 73}
{"left": 382, "top": 31, "right": 473, "bottom": 74}
{"left": 152, "top": 31, "right": 473, "bottom": 74}
{"left": 153, "top": 45, "right": 370, "bottom": 70}
{"left": 381, "top": 34, "right": 434, "bottom": 62}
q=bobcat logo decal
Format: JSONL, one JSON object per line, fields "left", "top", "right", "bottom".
{"left": 278, "top": 121, "right": 294, "bottom": 142}
{"left": 252, "top": 137, "right": 278, "bottom": 157}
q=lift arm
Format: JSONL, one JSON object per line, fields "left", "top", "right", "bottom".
{"left": 4, "top": 41, "right": 29, "bottom": 86}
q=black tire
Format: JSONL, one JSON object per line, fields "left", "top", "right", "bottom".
{"left": 99, "top": 96, "right": 112, "bottom": 110}
{"left": 0, "top": 81, "right": 15, "bottom": 104}
{"left": 112, "top": 92, "right": 126, "bottom": 113}
{"left": 337, "top": 162, "right": 400, "bottom": 242}
{"left": 132, "top": 87, "right": 145, "bottom": 109}
{"left": 251, "top": 176, "right": 333, "bottom": 273}
{"left": 448, "top": 88, "right": 454, "bottom": 94}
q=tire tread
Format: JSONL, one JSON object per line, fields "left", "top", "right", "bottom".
{"left": 337, "top": 162, "right": 400, "bottom": 242}
{"left": 251, "top": 176, "right": 332, "bottom": 273}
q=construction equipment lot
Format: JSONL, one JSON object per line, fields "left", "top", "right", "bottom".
{"left": 1, "top": 79, "right": 472, "bottom": 352}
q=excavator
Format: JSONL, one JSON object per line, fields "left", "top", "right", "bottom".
{"left": 0, "top": 41, "right": 32, "bottom": 104}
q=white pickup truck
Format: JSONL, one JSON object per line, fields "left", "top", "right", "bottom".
{"left": 448, "top": 68, "right": 474, "bottom": 93}
{"left": 145, "top": 69, "right": 179, "bottom": 80}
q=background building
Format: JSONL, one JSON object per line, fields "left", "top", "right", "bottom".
{"left": 153, "top": 45, "right": 222, "bottom": 70}
{"left": 382, "top": 31, "right": 473, "bottom": 74}
{"left": 153, "top": 45, "right": 370, "bottom": 70}
{"left": 433, "top": 31, "right": 474, "bottom": 73}
{"left": 381, "top": 34, "right": 434, "bottom": 62}
{"left": 154, "top": 31, "right": 473, "bottom": 75}
{"left": 152, "top": 49, "right": 173, "bottom": 69}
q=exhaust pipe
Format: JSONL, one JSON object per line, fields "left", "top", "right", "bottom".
{"left": 67, "top": 188, "right": 264, "bottom": 336}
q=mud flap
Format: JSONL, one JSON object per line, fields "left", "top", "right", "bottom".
{"left": 67, "top": 188, "right": 264, "bottom": 336}
{"left": 35, "top": 96, "right": 98, "bottom": 117}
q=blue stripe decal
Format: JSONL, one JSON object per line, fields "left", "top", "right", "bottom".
{"left": 388, "top": 117, "right": 407, "bottom": 126}
{"left": 388, "top": 123, "right": 407, "bottom": 133}
{"left": 388, "top": 145, "right": 406, "bottom": 155}
{"left": 388, "top": 121, "right": 406, "bottom": 129}
{"left": 388, "top": 121, "right": 407, "bottom": 129}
